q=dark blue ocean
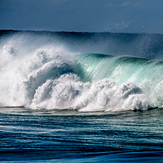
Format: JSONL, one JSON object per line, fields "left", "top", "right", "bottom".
{"left": 0, "top": 30, "right": 163, "bottom": 162}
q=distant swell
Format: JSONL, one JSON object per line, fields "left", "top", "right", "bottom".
{"left": 0, "top": 30, "right": 163, "bottom": 112}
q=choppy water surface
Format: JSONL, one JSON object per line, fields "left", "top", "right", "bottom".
{"left": 0, "top": 107, "right": 163, "bottom": 162}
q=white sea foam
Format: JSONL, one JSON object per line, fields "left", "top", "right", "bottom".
{"left": 0, "top": 42, "right": 150, "bottom": 111}
{"left": 1, "top": 32, "right": 163, "bottom": 111}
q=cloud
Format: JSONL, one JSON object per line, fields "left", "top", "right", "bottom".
{"left": 107, "top": 3, "right": 114, "bottom": 7}
{"left": 48, "top": 0, "right": 68, "bottom": 4}
{"left": 105, "top": 19, "right": 130, "bottom": 32}
{"left": 107, "top": 2, "right": 141, "bottom": 8}
{"left": 121, "top": 2, "right": 140, "bottom": 7}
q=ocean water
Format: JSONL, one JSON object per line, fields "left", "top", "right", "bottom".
{"left": 0, "top": 30, "right": 163, "bottom": 162}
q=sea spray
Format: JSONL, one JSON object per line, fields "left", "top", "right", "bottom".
{"left": 0, "top": 45, "right": 150, "bottom": 111}
{"left": 1, "top": 30, "right": 163, "bottom": 111}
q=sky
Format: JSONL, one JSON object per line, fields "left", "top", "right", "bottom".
{"left": 0, "top": 0, "right": 163, "bottom": 34}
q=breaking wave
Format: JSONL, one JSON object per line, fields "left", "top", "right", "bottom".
{"left": 1, "top": 30, "right": 163, "bottom": 112}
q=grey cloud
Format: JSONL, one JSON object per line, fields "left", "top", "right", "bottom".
{"left": 121, "top": 2, "right": 141, "bottom": 7}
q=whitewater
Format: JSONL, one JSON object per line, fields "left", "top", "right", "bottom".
{"left": 0, "top": 30, "right": 163, "bottom": 162}
{"left": 0, "top": 30, "right": 163, "bottom": 111}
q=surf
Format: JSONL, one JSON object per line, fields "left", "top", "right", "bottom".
{"left": 0, "top": 30, "right": 163, "bottom": 112}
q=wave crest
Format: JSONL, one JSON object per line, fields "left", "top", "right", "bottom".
{"left": 1, "top": 31, "right": 163, "bottom": 112}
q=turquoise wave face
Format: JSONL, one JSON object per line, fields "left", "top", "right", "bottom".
{"left": 75, "top": 53, "right": 163, "bottom": 108}
{"left": 0, "top": 30, "right": 163, "bottom": 111}
{"left": 75, "top": 53, "right": 160, "bottom": 83}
